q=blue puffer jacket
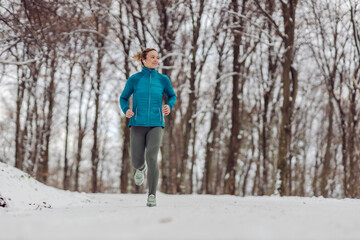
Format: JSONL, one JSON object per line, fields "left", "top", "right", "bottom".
{"left": 120, "top": 66, "right": 176, "bottom": 128}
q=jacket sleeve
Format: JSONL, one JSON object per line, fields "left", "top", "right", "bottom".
{"left": 164, "top": 75, "right": 176, "bottom": 110}
{"left": 119, "top": 76, "right": 134, "bottom": 114}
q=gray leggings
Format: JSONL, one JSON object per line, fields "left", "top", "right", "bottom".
{"left": 130, "top": 126, "right": 163, "bottom": 195}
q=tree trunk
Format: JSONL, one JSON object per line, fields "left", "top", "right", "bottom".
{"left": 161, "top": 111, "right": 177, "bottom": 193}
{"left": 349, "top": 4, "right": 360, "bottom": 198}
{"left": 156, "top": 0, "right": 179, "bottom": 194}
{"left": 91, "top": 41, "right": 103, "bottom": 193}
{"left": 91, "top": 15, "right": 107, "bottom": 192}
{"left": 312, "top": 154, "right": 320, "bottom": 197}
{"left": 348, "top": 90, "right": 359, "bottom": 198}
{"left": 277, "top": 0, "right": 298, "bottom": 196}
{"left": 75, "top": 65, "right": 90, "bottom": 191}
{"left": 37, "top": 56, "right": 56, "bottom": 184}
{"left": 202, "top": 28, "right": 227, "bottom": 194}
{"left": 189, "top": 121, "right": 197, "bottom": 193}
{"left": 178, "top": 0, "right": 205, "bottom": 194}
{"left": 332, "top": 82, "right": 348, "bottom": 197}
{"left": 224, "top": 0, "right": 245, "bottom": 195}
{"left": 63, "top": 64, "right": 74, "bottom": 190}
{"left": 116, "top": 1, "right": 132, "bottom": 193}
{"left": 120, "top": 117, "right": 130, "bottom": 193}
{"left": 15, "top": 66, "right": 26, "bottom": 170}
{"left": 260, "top": 0, "right": 278, "bottom": 198}
{"left": 203, "top": 72, "right": 222, "bottom": 194}
{"left": 29, "top": 95, "right": 40, "bottom": 175}
{"left": 320, "top": 96, "right": 333, "bottom": 197}
{"left": 120, "top": 50, "right": 131, "bottom": 194}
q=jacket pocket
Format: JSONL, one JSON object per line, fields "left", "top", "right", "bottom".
{"left": 135, "top": 106, "right": 138, "bottom": 120}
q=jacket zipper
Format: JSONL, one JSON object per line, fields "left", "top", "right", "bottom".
{"left": 135, "top": 107, "right": 138, "bottom": 120}
{"left": 148, "top": 72, "right": 152, "bottom": 126}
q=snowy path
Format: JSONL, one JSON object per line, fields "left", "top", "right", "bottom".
{"left": 1, "top": 193, "right": 360, "bottom": 240}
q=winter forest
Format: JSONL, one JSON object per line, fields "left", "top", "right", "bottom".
{"left": 0, "top": 0, "right": 360, "bottom": 199}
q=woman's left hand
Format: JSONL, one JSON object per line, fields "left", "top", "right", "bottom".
{"left": 162, "top": 105, "right": 171, "bottom": 116}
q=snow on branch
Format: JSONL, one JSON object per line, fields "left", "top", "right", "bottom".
{"left": 214, "top": 72, "right": 239, "bottom": 84}
{"left": 63, "top": 29, "right": 120, "bottom": 47}
{"left": 0, "top": 58, "right": 38, "bottom": 65}
{"left": 349, "top": 1, "right": 360, "bottom": 94}
{"left": 254, "top": 0, "right": 287, "bottom": 41}
{"left": 350, "top": 2, "right": 360, "bottom": 57}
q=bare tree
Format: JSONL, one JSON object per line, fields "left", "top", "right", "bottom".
{"left": 256, "top": 0, "right": 299, "bottom": 196}
{"left": 75, "top": 61, "right": 92, "bottom": 191}
{"left": 258, "top": 0, "right": 281, "bottom": 196}
{"left": 115, "top": 0, "right": 133, "bottom": 194}
{"left": 224, "top": 0, "right": 247, "bottom": 195}
{"left": 88, "top": 0, "right": 111, "bottom": 193}
{"left": 178, "top": 0, "right": 206, "bottom": 194}
{"left": 202, "top": 0, "right": 230, "bottom": 194}
{"left": 154, "top": 0, "right": 185, "bottom": 195}
{"left": 63, "top": 61, "right": 75, "bottom": 190}
{"left": 348, "top": 0, "right": 360, "bottom": 197}
{"left": 305, "top": 0, "right": 342, "bottom": 197}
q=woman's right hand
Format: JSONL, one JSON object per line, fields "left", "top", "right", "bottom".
{"left": 126, "top": 109, "right": 134, "bottom": 118}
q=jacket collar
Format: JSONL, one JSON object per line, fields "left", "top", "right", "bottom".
{"left": 142, "top": 66, "right": 157, "bottom": 73}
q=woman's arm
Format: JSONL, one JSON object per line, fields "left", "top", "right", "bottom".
{"left": 119, "top": 76, "right": 134, "bottom": 114}
{"left": 164, "top": 76, "right": 176, "bottom": 110}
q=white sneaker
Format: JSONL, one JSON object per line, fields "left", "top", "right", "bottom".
{"left": 147, "top": 194, "right": 156, "bottom": 207}
{"left": 134, "top": 163, "right": 147, "bottom": 186}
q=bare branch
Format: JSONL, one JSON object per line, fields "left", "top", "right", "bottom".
{"left": 350, "top": 1, "right": 360, "bottom": 56}
{"left": 353, "top": 77, "right": 360, "bottom": 93}
{"left": 254, "top": 0, "right": 286, "bottom": 41}
{"left": 0, "top": 58, "right": 38, "bottom": 65}
{"left": 349, "top": 1, "right": 360, "bottom": 94}
{"left": 63, "top": 29, "right": 120, "bottom": 47}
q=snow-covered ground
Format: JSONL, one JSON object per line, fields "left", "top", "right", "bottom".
{"left": 1, "top": 162, "right": 360, "bottom": 240}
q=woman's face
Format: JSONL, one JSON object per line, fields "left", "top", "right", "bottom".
{"left": 143, "top": 50, "right": 159, "bottom": 69}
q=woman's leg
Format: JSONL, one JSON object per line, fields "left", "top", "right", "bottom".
{"left": 145, "top": 127, "right": 163, "bottom": 195}
{"left": 130, "top": 126, "right": 147, "bottom": 170}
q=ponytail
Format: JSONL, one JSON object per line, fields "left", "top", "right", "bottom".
{"left": 132, "top": 51, "right": 142, "bottom": 63}
{"left": 132, "top": 48, "right": 157, "bottom": 65}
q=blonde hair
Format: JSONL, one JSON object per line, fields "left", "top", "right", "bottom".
{"left": 132, "top": 48, "right": 157, "bottom": 65}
